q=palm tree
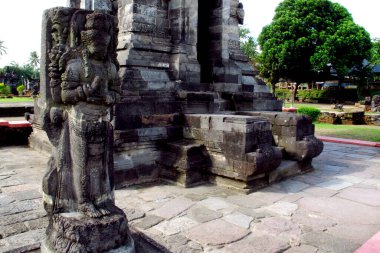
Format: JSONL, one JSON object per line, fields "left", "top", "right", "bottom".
{"left": 0, "top": 40, "right": 7, "bottom": 56}
{"left": 28, "top": 51, "right": 40, "bottom": 69}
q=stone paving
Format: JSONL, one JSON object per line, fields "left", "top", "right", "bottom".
{"left": 1, "top": 142, "right": 380, "bottom": 252}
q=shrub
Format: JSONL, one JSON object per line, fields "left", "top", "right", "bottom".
{"left": 297, "top": 106, "right": 321, "bottom": 122}
{"left": 275, "top": 89, "right": 292, "bottom": 100}
{"left": 16, "top": 84, "right": 25, "bottom": 96}
{"left": 0, "top": 83, "right": 11, "bottom": 95}
{"left": 297, "top": 90, "right": 311, "bottom": 100}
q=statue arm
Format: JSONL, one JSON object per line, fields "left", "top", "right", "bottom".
{"left": 105, "top": 64, "right": 121, "bottom": 105}
{"left": 61, "top": 62, "right": 86, "bottom": 103}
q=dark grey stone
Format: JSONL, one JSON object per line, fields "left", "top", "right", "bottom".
{"left": 38, "top": 7, "right": 134, "bottom": 253}
{"left": 134, "top": 215, "right": 164, "bottom": 230}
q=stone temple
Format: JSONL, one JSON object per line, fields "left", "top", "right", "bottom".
{"left": 31, "top": 0, "right": 323, "bottom": 194}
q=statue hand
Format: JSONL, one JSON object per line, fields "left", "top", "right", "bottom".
{"left": 105, "top": 92, "right": 116, "bottom": 105}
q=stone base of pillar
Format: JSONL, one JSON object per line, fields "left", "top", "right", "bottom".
{"left": 41, "top": 211, "right": 135, "bottom": 253}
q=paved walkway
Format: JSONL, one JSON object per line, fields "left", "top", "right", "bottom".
{"left": 1, "top": 142, "right": 380, "bottom": 253}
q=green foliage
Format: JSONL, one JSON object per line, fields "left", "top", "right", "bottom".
{"left": 239, "top": 27, "right": 259, "bottom": 65}
{"left": 296, "top": 89, "right": 357, "bottom": 102}
{"left": 370, "top": 90, "right": 380, "bottom": 97}
{"left": 16, "top": 85, "right": 25, "bottom": 95}
{"left": 0, "top": 40, "right": 7, "bottom": 56}
{"left": 258, "top": 0, "right": 372, "bottom": 86}
{"left": 371, "top": 38, "right": 380, "bottom": 65}
{"left": 275, "top": 89, "right": 292, "bottom": 100}
{"left": 28, "top": 51, "right": 40, "bottom": 71}
{"left": 297, "top": 106, "right": 321, "bottom": 122}
{"left": 0, "top": 83, "right": 11, "bottom": 96}
{"left": 297, "top": 89, "right": 329, "bottom": 100}
{"left": 0, "top": 62, "right": 39, "bottom": 83}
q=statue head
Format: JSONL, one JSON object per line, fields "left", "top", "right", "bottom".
{"left": 237, "top": 2, "right": 245, "bottom": 25}
{"left": 81, "top": 12, "right": 113, "bottom": 60}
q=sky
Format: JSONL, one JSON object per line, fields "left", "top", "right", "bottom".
{"left": 0, "top": 0, "right": 379, "bottom": 67}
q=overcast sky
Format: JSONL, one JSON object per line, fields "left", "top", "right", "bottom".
{"left": 0, "top": 0, "right": 379, "bottom": 67}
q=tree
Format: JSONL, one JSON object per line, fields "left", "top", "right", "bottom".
{"left": 371, "top": 38, "right": 380, "bottom": 65}
{"left": 258, "top": 0, "right": 372, "bottom": 102}
{"left": 0, "top": 40, "right": 7, "bottom": 56}
{"left": 28, "top": 51, "right": 40, "bottom": 69}
{"left": 2, "top": 62, "right": 39, "bottom": 84}
{"left": 239, "top": 27, "right": 259, "bottom": 65}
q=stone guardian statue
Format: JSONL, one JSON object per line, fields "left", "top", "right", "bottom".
{"left": 40, "top": 7, "right": 134, "bottom": 253}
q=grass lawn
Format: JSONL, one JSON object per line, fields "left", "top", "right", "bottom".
{"left": 0, "top": 97, "right": 34, "bottom": 103}
{"left": 315, "top": 122, "right": 380, "bottom": 142}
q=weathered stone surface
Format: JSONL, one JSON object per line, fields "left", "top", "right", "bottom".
{"left": 0, "top": 199, "right": 41, "bottom": 216}
{"left": 223, "top": 212, "right": 253, "bottom": 228}
{"left": 186, "top": 219, "right": 249, "bottom": 246}
{"left": 299, "top": 197, "right": 380, "bottom": 225}
{"left": 38, "top": 8, "right": 134, "bottom": 253}
{"left": 272, "top": 179, "right": 310, "bottom": 194}
{"left": 153, "top": 217, "right": 198, "bottom": 236}
{"left": 134, "top": 215, "right": 164, "bottom": 230}
{"left": 291, "top": 210, "right": 337, "bottom": 232}
{"left": 125, "top": 208, "right": 145, "bottom": 222}
{"left": 326, "top": 224, "right": 380, "bottom": 245}
{"left": 301, "top": 232, "right": 360, "bottom": 253}
{"left": 0, "top": 209, "right": 46, "bottom": 226}
{"left": 316, "top": 179, "right": 353, "bottom": 190}
{"left": 337, "top": 187, "right": 380, "bottom": 207}
{"left": 226, "top": 234, "right": 290, "bottom": 253}
{"left": 199, "top": 197, "right": 237, "bottom": 211}
{"left": 264, "top": 201, "right": 298, "bottom": 216}
{"left": 253, "top": 217, "right": 302, "bottom": 240}
{"left": 186, "top": 205, "right": 223, "bottom": 223}
{"left": 151, "top": 197, "right": 194, "bottom": 219}
{"left": 284, "top": 245, "right": 318, "bottom": 253}
{"left": 0, "top": 222, "right": 29, "bottom": 238}
{"left": 0, "top": 229, "right": 45, "bottom": 253}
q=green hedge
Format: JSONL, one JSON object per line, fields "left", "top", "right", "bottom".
{"left": 0, "top": 83, "right": 11, "bottom": 96}
{"left": 297, "top": 89, "right": 358, "bottom": 102}
{"left": 297, "top": 106, "right": 321, "bottom": 122}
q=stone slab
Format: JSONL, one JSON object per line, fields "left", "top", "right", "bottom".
{"left": 134, "top": 215, "right": 164, "bottom": 230}
{"left": 264, "top": 201, "right": 298, "bottom": 216}
{"left": 299, "top": 197, "right": 380, "bottom": 225}
{"left": 223, "top": 212, "right": 253, "bottom": 228}
{"left": 199, "top": 197, "right": 237, "bottom": 211}
{"left": 186, "top": 205, "right": 223, "bottom": 223}
{"left": 316, "top": 179, "right": 353, "bottom": 191}
{"left": 153, "top": 216, "right": 198, "bottom": 236}
{"left": 337, "top": 187, "right": 380, "bottom": 207}
{"left": 186, "top": 219, "right": 249, "bottom": 246}
{"left": 151, "top": 197, "right": 194, "bottom": 219}
{"left": 301, "top": 232, "right": 360, "bottom": 253}
{"left": 226, "top": 234, "right": 290, "bottom": 253}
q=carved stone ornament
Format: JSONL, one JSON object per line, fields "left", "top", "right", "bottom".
{"left": 40, "top": 7, "right": 134, "bottom": 253}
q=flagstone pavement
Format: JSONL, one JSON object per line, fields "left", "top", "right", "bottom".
{"left": 1, "top": 142, "right": 380, "bottom": 253}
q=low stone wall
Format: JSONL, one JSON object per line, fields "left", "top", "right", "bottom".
{"left": 318, "top": 111, "right": 366, "bottom": 125}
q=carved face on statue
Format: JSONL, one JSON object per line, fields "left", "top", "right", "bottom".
{"left": 81, "top": 12, "right": 113, "bottom": 60}
{"left": 82, "top": 30, "right": 111, "bottom": 60}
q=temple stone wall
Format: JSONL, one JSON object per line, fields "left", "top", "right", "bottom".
{"left": 31, "top": 0, "right": 322, "bottom": 192}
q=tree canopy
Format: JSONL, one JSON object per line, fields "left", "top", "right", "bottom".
{"left": 239, "top": 27, "right": 259, "bottom": 65}
{"left": 258, "top": 0, "right": 372, "bottom": 87}
{"left": 28, "top": 51, "right": 40, "bottom": 70}
{"left": 371, "top": 38, "right": 380, "bottom": 65}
